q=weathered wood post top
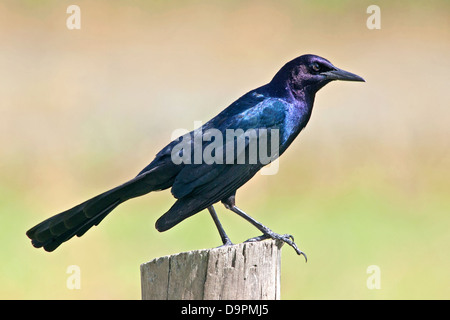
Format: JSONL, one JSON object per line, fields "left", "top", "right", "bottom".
{"left": 140, "top": 239, "right": 283, "bottom": 300}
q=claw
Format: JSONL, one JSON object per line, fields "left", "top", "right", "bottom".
{"left": 244, "top": 233, "right": 307, "bottom": 262}
{"left": 283, "top": 234, "right": 295, "bottom": 242}
{"left": 278, "top": 234, "right": 307, "bottom": 262}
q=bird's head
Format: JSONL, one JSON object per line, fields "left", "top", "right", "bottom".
{"left": 270, "top": 54, "right": 365, "bottom": 98}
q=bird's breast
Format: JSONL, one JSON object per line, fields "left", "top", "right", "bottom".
{"left": 279, "top": 101, "right": 312, "bottom": 151}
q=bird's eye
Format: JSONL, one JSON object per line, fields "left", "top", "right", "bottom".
{"left": 312, "top": 62, "right": 321, "bottom": 72}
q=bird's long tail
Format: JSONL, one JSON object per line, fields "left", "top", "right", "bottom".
{"left": 26, "top": 192, "right": 122, "bottom": 252}
{"left": 26, "top": 169, "right": 164, "bottom": 252}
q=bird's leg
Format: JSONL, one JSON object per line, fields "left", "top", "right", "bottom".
{"left": 221, "top": 195, "right": 307, "bottom": 261}
{"left": 208, "top": 205, "right": 233, "bottom": 246}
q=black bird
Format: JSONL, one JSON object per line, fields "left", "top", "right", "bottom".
{"left": 26, "top": 54, "right": 364, "bottom": 259}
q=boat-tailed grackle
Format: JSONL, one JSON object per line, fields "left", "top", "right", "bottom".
{"left": 26, "top": 54, "right": 364, "bottom": 260}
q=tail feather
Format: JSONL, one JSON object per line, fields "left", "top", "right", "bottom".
{"left": 75, "top": 201, "right": 118, "bottom": 237}
{"left": 26, "top": 197, "right": 122, "bottom": 252}
{"left": 26, "top": 168, "right": 165, "bottom": 252}
{"left": 27, "top": 162, "right": 181, "bottom": 251}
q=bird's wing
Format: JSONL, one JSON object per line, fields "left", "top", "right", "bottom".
{"left": 170, "top": 95, "right": 288, "bottom": 201}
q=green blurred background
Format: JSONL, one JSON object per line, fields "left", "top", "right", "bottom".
{"left": 1, "top": 0, "right": 449, "bottom": 299}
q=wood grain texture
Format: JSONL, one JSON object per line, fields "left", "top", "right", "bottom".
{"left": 140, "top": 240, "right": 283, "bottom": 300}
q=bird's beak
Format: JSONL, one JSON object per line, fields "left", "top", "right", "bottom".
{"left": 321, "top": 68, "right": 365, "bottom": 82}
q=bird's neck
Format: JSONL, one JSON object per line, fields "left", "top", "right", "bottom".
{"left": 267, "top": 79, "right": 316, "bottom": 107}
{"left": 276, "top": 85, "right": 316, "bottom": 156}
{"left": 290, "top": 86, "right": 316, "bottom": 107}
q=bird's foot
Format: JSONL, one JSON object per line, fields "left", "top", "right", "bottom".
{"left": 245, "top": 232, "right": 307, "bottom": 262}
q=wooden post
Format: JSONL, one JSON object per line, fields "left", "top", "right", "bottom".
{"left": 140, "top": 239, "right": 283, "bottom": 300}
